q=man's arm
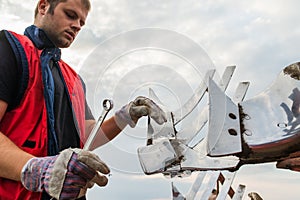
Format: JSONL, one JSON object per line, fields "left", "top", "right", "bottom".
{"left": 85, "top": 96, "right": 167, "bottom": 150}
{"left": 85, "top": 116, "right": 122, "bottom": 150}
{"left": 0, "top": 99, "right": 34, "bottom": 181}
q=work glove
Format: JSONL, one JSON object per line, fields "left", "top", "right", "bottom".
{"left": 21, "top": 148, "right": 110, "bottom": 200}
{"left": 115, "top": 96, "right": 167, "bottom": 129}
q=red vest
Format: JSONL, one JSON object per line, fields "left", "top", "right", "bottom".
{"left": 0, "top": 31, "right": 86, "bottom": 199}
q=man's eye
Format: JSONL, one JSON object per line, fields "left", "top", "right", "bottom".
{"left": 66, "top": 12, "right": 76, "bottom": 19}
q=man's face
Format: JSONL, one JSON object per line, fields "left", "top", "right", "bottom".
{"left": 38, "top": 0, "right": 88, "bottom": 48}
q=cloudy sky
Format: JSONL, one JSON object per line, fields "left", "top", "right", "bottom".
{"left": 2, "top": 0, "right": 300, "bottom": 199}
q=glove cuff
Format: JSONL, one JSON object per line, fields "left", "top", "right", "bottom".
{"left": 21, "top": 157, "right": 41, "bottom": 191}
{"left": 114, "top": 103, "right": 136, "bottom": 129}
{"left": 47, "top": 149, "right": 74, "bottom": 199}
{"left": 21, "top": 156, "right": 56, "bottom": 192}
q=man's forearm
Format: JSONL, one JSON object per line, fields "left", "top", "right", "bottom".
{"left": 85, "top": 116, "right": 122, "bottom": 150}
{"left": 0, "top": 132, "right": 33, "bottom": 181}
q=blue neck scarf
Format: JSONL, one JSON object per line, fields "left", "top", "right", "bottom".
{"left": 24, "top": 25, "right": 60, "bottom": 155}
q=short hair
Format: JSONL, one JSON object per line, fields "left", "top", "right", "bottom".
{"left": 34, "top": 0, "right": 91, "bottom": 17}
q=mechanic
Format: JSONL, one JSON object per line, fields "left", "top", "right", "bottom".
{"left": 0, "top": 0, "right": 166, "bottom": 199}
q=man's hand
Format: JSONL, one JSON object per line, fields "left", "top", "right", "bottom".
{"left": 21, "top": 148, "right": 110, "bottom": 200}
{"left": 115, "top": 96, "right": 167, "bottom": 129}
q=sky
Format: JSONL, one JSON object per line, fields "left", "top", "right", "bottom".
{"left": 1, "top": 0, "right": 300, "bottom": 199}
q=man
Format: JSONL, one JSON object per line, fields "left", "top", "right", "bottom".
{"left": 0, "top": 0, "right": 166, "bottom": 199}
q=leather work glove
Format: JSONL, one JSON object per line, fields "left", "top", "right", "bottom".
{"left": 21, "top": 148, "right": 110, "bottom": 200}
{"left": 115, "top": 96, "right": 167, "bottom": 129}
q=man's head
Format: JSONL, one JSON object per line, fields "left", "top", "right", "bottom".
{"left": 34, "top": 0, "right": 91, "bottom": 18}
{"left": 34, "top": 0, "right": 91, "bottom": 48}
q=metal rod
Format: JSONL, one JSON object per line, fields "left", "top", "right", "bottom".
{"left": 84, "top": 99, "right": 114, "bottom": 150}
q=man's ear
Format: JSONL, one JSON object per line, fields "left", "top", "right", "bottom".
{"left": 37, "top": 0, "right": 50, "bottom": 16}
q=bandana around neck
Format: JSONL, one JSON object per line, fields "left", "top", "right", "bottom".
{"left": 24, "top": 25, "right": 60, "bottom": 155}
{"left": 25, "top": 25, "right": 55, "bottom": 48}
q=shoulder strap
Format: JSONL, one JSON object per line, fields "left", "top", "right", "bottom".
{"left": 4, "top": 30, "right": 29, "bottom": 110}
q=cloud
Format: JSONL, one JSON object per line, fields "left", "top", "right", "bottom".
{"left": 82, "top": 0, "right": 300, "bottom": 97}
{"left": 235, "top": 163, "right": 300, "bottom": 199}
{"left": 0, "top": 1, "right": 35, "bottom": 32}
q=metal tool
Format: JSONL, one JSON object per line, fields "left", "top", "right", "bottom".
{"left": 83, "top": 99, "right": 114, "bottom": 150}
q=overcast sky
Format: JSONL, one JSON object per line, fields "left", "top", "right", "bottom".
{"left": 1, "top": 0, "right": 300, "bottom": 199}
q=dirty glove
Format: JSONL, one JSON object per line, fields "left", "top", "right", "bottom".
{"left": 115, "top": 96, "right": 167, "bottom": 129}
{"left": 21, "top": 148, "right": 110, "bottom": 200}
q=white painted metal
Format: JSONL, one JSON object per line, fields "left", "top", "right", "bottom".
{"left": 207, "top": 79, "right": 242, "bottom": 156}
{"left": 233, "top": 81, "right": 250, "bottom": 103}
{"left": 216, "top": 172, "right": 236, "bottom": 200}
{"left": 232, "top": 184, "right": 246, "bottom": 200}
{"left": 177, "top": 66, "right": 237, "bottom": 146}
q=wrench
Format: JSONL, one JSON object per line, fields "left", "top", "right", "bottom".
{"left": 83, "top": 99, "right": 114, "bottom": 150}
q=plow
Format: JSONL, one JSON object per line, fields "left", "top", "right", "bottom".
{"left": 135, "top": 62, "right": 300, "bottom": 199}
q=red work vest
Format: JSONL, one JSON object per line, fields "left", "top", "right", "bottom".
{"left": 0, "top": 31, "right": 86, "bottom": 200}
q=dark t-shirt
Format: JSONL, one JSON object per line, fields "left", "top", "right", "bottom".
{"left": 0, "top": 30, "right": 94, "bottom": 151}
